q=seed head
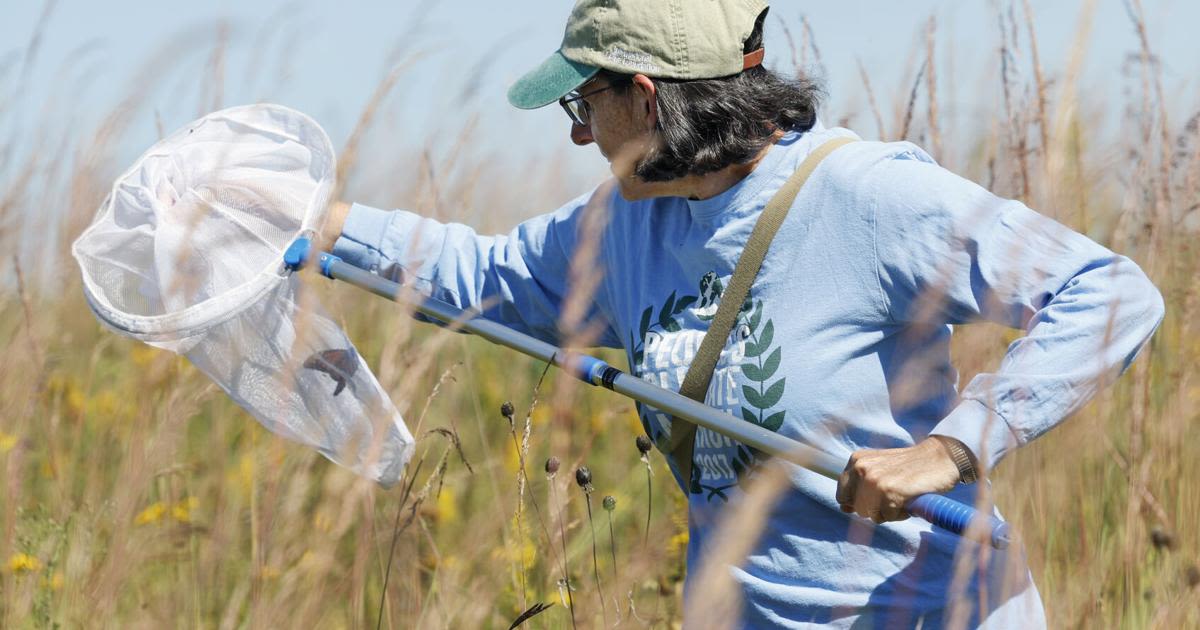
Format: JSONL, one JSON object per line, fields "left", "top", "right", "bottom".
{"left": 500, "top": 401, "right": 515, "bottom": 420}
{"left": 1151, "top": 527, "right": 1177, "bottom": 551}
{"left": 575, "top": 466, "right": 592, "bottom": 490}
{"left": 602, "top": 495, "right": 616, "bottom": 512}
{"left": 636, "top": 435, "right": 652, "bottom": 456}
{"left": 544, "top": 456, "right": 560, "bottom": 476}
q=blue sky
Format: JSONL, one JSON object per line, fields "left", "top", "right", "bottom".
{"left": 3, "top": 0, "right": 1198, "bottom": 192}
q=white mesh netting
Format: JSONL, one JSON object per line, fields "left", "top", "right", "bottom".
{"left": 72, "top": 104, "right": 413, "bottom": 486}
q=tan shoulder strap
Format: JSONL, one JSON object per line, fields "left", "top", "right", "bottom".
{"left": 668, "top": 136, "right": 857, "bottom": 486}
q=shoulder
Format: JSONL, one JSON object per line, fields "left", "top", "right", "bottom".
{"left": 771, "top": 125, "right": 944, "bottom": 207}
{"left": 812, "top": 135, "right": 1008, "bottom": 228}
{"left": 818, "top": 134, "right": 939, "bottom": 194}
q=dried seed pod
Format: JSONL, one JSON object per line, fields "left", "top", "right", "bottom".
{"left": 1150, "top": 527, "right": 1177, "bottom": 551}
{"left": 500, "top": 401, "right": 515, "bottom": 419}
{"left": 575, "top": 466, "right": 592, "bottom": 489}
{"left": 636, "top": 435, "right": 652, "bottom": 455}
{"left": 545, "top": 456, "right": 560, "bottom": 476}
{"left": 602, "top": 495, "right": 616, "bottom": 512}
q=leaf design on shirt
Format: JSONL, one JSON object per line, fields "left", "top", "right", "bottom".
{"left": 696, "top": 271, "right": 723, "bottom": 321}
{"left": 733, "top": 298, "right": 788, "bottom": 491}
{"left": 744, "top": 320, "right": 774, "bottom": 357}
{"left": 761, "top": 411, "right": 786, "bottom": 432}
{"left": 743, "top": 379, "right": 786, "bottom": 409}
{"left": 748, "top": 298, "right": 763, "bottom": 331}
{"left": 628, "top": 274, "right": 789, "bottom": 502}
{"left": 661, "top": 291, "right": 677, "bottom": 326}
{"left": 731, "top": 445, "right": 756, "bottom": 478}
{"left": 629, "top": 286, "right": 703, "bottom": 448}
{"left": 741, "top": 347, "right": 781, "bottom": 381}
{"left": 673, "top": 295, "right": 697, "bottom": 314}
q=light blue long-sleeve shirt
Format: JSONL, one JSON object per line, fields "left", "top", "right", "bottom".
{"left": 332, "top": 124, "right": 1163, "bottom": 628}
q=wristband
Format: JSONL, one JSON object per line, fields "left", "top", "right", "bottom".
{"left": 934, "top": 436, "right": 978, "bottom": 484}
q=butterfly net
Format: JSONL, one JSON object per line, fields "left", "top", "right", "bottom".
{"left": 71, "top": 104, "right": 413, "bottom": 486}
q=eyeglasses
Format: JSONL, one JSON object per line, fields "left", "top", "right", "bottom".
{"left": 559, "top": 82, "right": 624, "bottom": 127}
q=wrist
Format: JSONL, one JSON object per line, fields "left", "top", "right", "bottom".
{"left": 929, "top": 435, "right": 978, "bottom": 484}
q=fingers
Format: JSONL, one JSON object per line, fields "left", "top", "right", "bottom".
{"left": 836, "top": 457, "right": 856, "bottom": 513}
{"left": 879, "top": 500, "right": 909, "bottom": 523}
{"left": 837, "top": 450, "right": 911, "bottom": 525}
{"left": 838, "top": 454, "right": 883, "bottom": 521}
{"left": 853, "top": 479, "right": 885, "bottom": 523}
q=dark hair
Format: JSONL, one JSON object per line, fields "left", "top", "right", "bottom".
{"left": 602, "top": 9, "right": 822, "bottom": 182}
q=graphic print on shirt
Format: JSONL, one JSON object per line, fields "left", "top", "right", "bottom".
{"left": 630, "top": 271, "right": 787, "bottom": 503}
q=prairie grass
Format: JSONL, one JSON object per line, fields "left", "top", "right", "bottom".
{"left": 2, "top": 3, "right": 1198, "bottom": 628}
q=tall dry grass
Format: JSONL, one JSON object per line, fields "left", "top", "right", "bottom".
{"left": 2, "top": 2, "right": 1198, "bottom": 628}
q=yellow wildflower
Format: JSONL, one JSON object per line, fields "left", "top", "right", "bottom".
{"left": 668, "top": 531, "right": 689, "bottom": 555}
{"left": 45, "top": 373, "right": 68, "bottom": 396}
{"left": 90, "top": 390, "right": 121, "bottom": 417}
{"left": 297, "top": 549, "right": 331, "bottom": 573}
{"left": 435, "top": 487, "right": 459, "bottom": 524}
{"left": 0, "top": 431, "right": 17, "bottom": 453}
{"left": 490, "top": 540, "right": 536, "bottom": 567}
{"left": 172, "top": 497, "right": 199, "bottom": 523}
{"left": 8, "top": 553, "right": 41, "bottom": 574}
{"left": 131, "top": 345, "right": 159, "bottom": 368}
{"left": 229, "top": 454, "right": 255, "bottom": 496}
{"left": 40, "top": 572, "right": 64, "bottom": 590}
{"left": 135, "top": 502, "right": 167, "bottom": 526}
{"left": 66, "top": 387, "right": 86, "bottom": 416}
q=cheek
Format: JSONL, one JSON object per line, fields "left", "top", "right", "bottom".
{"left": 594, "top": 118, "right": 637, "bottom": 164}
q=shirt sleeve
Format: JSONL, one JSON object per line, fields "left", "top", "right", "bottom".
{"left": 869, "top": 152, "right": 1164, "bottom": 468}
{"left": 329, "top": 188, "right": 622, "bottom": 349}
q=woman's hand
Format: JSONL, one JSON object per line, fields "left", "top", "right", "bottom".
{"left": 835, "top": 437, "right": 965, "bottom": 524}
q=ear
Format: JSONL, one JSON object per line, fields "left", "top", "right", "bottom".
{"left": 630, "top": 73, "right": 658, "bottom": 131}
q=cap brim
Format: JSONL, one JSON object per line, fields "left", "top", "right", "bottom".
{"left": 507, "top": 50, "right": 599, "bottom": 110}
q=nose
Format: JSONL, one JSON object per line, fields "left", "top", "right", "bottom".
{"left": 570, "top": 121, "right": 593, "bottom": 146}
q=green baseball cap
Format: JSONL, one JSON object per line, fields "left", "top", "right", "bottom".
{"left": 508, "top": 0, "right": 769, "bottom": 110}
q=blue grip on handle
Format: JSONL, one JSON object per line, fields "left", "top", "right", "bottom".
{"left": 906, "top": 493, "right": 1010, "bottom": 549}
{"left": 318, "top": 253, "right": 342, "bottom": 278}
{"left": 573, "top": 355, "right": 609, "bottom": 384}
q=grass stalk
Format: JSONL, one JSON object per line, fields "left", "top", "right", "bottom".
{"left": 546, "top": 459, "right": 577, "bottom": 630}
{"left": 575, "top": 467, "right": 608, "bottom": 626}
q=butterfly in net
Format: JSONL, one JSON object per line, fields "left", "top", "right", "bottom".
{"left": 303, "top": 348, "right": 359, "bottom": 396}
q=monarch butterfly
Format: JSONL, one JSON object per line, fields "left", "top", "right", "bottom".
{"left": 303, "top": 348, "right": 359, "bottom": 396}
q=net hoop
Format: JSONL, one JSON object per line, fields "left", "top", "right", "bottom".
{"left": 72, "top": 103, "right": 334, "bottom": 340}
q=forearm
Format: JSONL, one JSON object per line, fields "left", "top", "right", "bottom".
{"left": 872, "top": 157, "right": 1165, "bottom": 468}
{"left": 930, "top": 253, "right": 1164, "bottom": 467}
{"left": 324, "top": 200, "right": 620, "bottom": 347}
